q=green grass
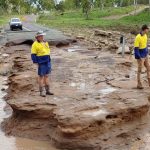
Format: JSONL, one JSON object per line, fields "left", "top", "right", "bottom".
{"left": 0, "top": 14, "right": 24, "bottom": 27}
{"left": 0, "top": 16, "right": 8, "bottom": 27}
{"left": 37, "top": 6, "right": 150, "bottom": 31}
{"left": 39, "top": 5, "right": 138, "bottom": 20}
{"left": 119, "top": 8, "right": 150, "bottom": 25}
{"left": 90, "top": 5, "right": 138, "bottom": 18}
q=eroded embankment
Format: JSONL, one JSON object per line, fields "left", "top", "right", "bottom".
{"left": 5, "top": 37, "right": 76, "bottom": 47}
{"left": 1, "top": 30, "right": 150, "bottom": 150}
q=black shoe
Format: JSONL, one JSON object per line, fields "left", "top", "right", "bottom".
{"left": 46, "top": 91, "right": 54, "bottom": 95}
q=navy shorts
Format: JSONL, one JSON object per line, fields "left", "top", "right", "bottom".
{"left": 134, "top": 48, "right": 148, "bottom": 59}
{"left": 38, "top": 62, "right": 51, "bottom": 76}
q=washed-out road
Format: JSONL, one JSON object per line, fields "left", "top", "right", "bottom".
{"left": 0, "top": 15, "right": 75, "bottom": 46}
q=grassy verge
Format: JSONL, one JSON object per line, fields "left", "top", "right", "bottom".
{"left": 37, "top": 5, "right": 149, "bottom": 31}
{"left": 0, "top": 16, "right": 9, "bottom": 27}
{"left": 90, "top": 5, "right": 139, "bottom": 18}
{"left": 0, "top": 14, "right": 24, "bottom": 28}
{"left": 119, "top": 8, "right": 150, "bottom": 26}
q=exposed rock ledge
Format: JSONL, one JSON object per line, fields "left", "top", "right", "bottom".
{"left": 5, "top": 38, "right": 77, "bottom": 47}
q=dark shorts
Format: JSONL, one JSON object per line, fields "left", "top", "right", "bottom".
{"left": 134, "top": 48, "right": 148, "bottom": 59}
{"left": 38, "top": 62, "right": 51, "bottom": 76}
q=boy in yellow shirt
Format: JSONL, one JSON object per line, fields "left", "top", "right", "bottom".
{"left": 134, "top": 25, "right": 150, "bottom": 89}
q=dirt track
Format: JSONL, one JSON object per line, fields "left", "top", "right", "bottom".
{"left": 102, "top": 6, "right": 148, "bottom": 20}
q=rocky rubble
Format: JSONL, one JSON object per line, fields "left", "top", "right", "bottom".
{"left": 62, "top": 28, "right": 136, "bottom": 54}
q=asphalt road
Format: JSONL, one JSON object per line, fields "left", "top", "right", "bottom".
{"left": 0, "top": 15, "right": 74, "bottom": 46}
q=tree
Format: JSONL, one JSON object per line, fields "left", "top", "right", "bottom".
{"left": 134, "top": 0, "right": 138, "bottom": 15}
{"left": 81, "top": 0, "right": 91, "bottom": 19}
{"left": 0, "top": 0, "right": 36, "bottom": 14}
{"left": 149, "top": 0, "right": 150, "bottom": 11}
{"left": 74, "top": 0, "right": 82, "bottom": 8}
{"left": 40, "top": 0, "right": 55, "bottom": 11}
{"left": 100, "top": 0, "right": 105, "bottom": 10}
{"left": 95, "top": 0, "right": 105, "bottom": 10}
{"left": 63, "top": 0, "right": 75, "bottom": 10}
{"left": 0, "top": 0, "right": 7, "bottom": 10}
{"left": 55, "top": 1, "right": 64, "bottom": 13}
{"left": 63, "top": 0, "right": 82, "bottom": 10}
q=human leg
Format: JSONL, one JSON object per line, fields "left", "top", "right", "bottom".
{"left": 144, "top": 57, "right": 150, "bottom": 86}
{"left": 39, "top": 76, "right": 46, "bottom": 97}
{"left": 137, "top": 59, "right": 144, "bottom": 89}
{"left": 44, "top": 75, "right": 54, "bottom": 95}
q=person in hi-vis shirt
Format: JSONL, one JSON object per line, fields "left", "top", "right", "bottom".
{"left": 134, "top": 25, "right": 150, "bottom": 89}
{"left": 31, "top": 31, "right": 54, "bottom": 97}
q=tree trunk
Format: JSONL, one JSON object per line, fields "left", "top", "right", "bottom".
{"left": 100, "top": 0, "right": 104, "bottom": 10}
{"left": 149, "top": 0, "right": 150, "bottom": 12}
{"left": 85, "top": 10, "right": 89, "bottom": 19}
{"left": 18, "top": 1, "right": 21, "bottom": 15}
{"left": 120, "top": 0, "right": 123, "bottom": 7}
{"left": 134, "top": 0, "right": 137, "bottom": 15}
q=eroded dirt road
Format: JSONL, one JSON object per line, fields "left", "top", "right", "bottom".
{"left": 102, "top": 6, "right": 148, "bottom": 20}
{"left": 1, "top": 20, "right": 150, "bottom": 150}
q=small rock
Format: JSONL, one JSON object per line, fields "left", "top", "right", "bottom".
{"left": 125, "top": 74, "right": 130, "bottom": 78}
{"left": 94, "top": 56, "right": 98, "bottom": 59}
{"left": 95, "top": 96, "right": 100, "bottom": 100}
{"left": 1, "top": 88, "right": 5, "bottom": 91}
{"left": 112, "top": 31, "right": 120, "bottom": 35}
{"left": 136, "top": 137, "right": 141, "bottom": 140}
{"left": 76, "top": 35, "right": 85, "bottom": 40}
{"left": 120, "top": 61, "right": 132, "bottom": 67}
{"left": 94, "top": 29, "right": 112, "bottom": 37}
{"left": 82, "top": 96, "right": 87, "bottom": 100}
{"left": 117, "top": 46, "right": 130, "bottom": 54}
{"left": 117, "top": 132, "right": 129, "bottom": 138}
{"left": 108, "top": 43, "right": 119, "bottom": 50}
{"left": 100, "top": 40, "right": 109, "bottom": 46}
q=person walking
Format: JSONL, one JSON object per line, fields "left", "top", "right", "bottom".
{"left": 134, "top": 25, "right": 150, "bottom": 89}
{"left": 31, "top": 31, "right": 54, "bottom": 97}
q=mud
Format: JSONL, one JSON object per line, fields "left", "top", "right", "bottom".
{"left": 0, "top": 77, "right": 58, "bottom": 150}
{"left": 1, "top": 29, "right": 150, "bottom": 150}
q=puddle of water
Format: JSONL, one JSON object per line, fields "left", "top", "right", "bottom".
{"left": 0, "top": 76, "right": 59, "bottom": 150}
{"left": 83, "top": 109, "right": 108, "bottom": 117}
{"left": 70, "top": 82, "right": 86, "bottom": 91}
{"left": 97, "top": 99, "right": 107, "bottom": 105}
{"left": 67, "top": 48, "right": 77, "bottom": 52}
{"left": 2, "top": 53, "right": 9, "bottom": 57}
{"left": 70, "top": 82, "right": 76, "bottom": 87}
{"left": 66, "top": 45, "right": 87, "bottom": 52}
{"left": 99, "top": 87, "right": 117, "bottom": 95}
{"left": 79, "top": 83, "right": 86, "bottom": 90}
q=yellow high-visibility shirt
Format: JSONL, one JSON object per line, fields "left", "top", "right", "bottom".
{"left": 31, "top": 41, "right": 50, "bottom": 56}
{"left": 134, "top": 33, "right": 147, "bottom": 49}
